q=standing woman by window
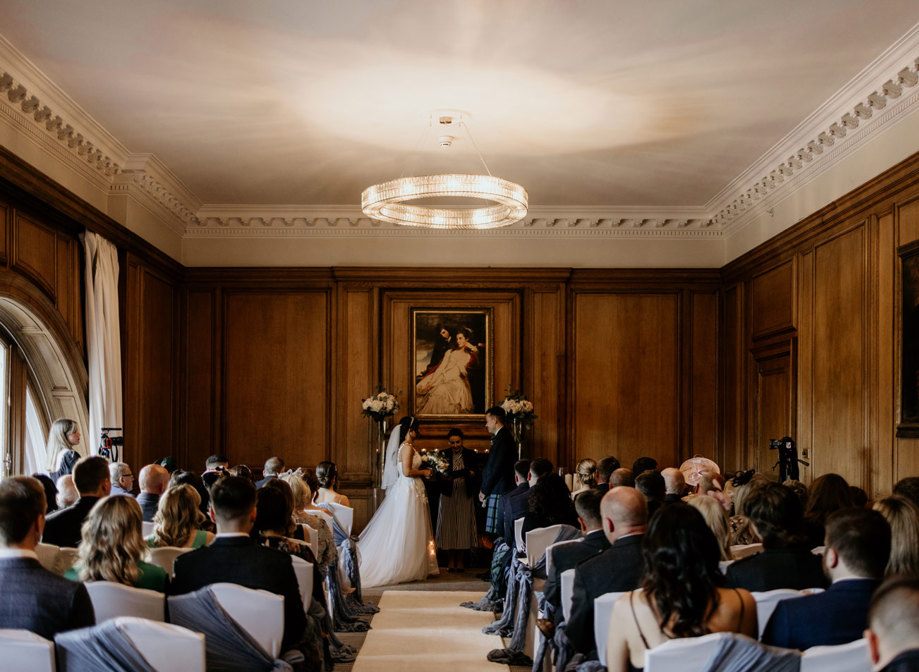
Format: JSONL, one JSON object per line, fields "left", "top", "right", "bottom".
{"left": 46, "top": 419, "right": 82, "bottom": 480}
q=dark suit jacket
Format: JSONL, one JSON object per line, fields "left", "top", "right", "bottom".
{"left": 171, "top": 535, "right": 306, "bottom": 652}
{"left": 42, "top": 496, "right": 101, "bottom": 548}
{"left": 480, "top": 427, "right": 516, "bottom": 497}
{"left": 0, "top": 556, "right": 94, "bottom": 639}
{"left": 255, "top": 475, "right": 277, "bottom": 489}
{"left": 136, "top": 492, "right": 160, "bottom": 523}
{"left": 567, "top": 534, "right": 646, "bottom": 657}
{"left": 762, "top": 578, "right": 881, "bottom": 650}
{"left": 544, "top": 530, "right": 611, "bottom": 612}
{"left": 725, "top": 545, "right": 829, "bottom": 593}
{"left": 502, "top": 483, "right": 531, "bottom": 550}
{"left": 881, "top": 649, "right": 919, "bottom": 672}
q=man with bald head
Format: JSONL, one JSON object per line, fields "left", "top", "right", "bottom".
{"left": 136, "top": 464, "right": 170, "bottom": 522}
{"left": 567, "top": 486, "right": 649, "bottom": 658}
{"left": 661, "top": 467, "right": 687, "bottom": 504}
{"left": 866, "top": 576, "right": 919, "bottom": 671}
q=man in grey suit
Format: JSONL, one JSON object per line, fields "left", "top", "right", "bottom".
{"left": 0, "top": 476, "right": 94, "bottom": 638}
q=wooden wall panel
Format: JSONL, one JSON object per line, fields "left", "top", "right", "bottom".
{"left": 0, "top": 201, "right": 8, "bottom": 265}
{"left": 752, "top": 347, "right": 794, "bottom": 474}
{"left": 572, "top": 292, "right": 680, "bottom": 470}
{"left": 222, "top": 291, "right": 330, "bottom": 468}
{"left": 750, "top": 260, "right": 795, "bottom": 339}
{"left": 527, "top": 286, "right": 565, "bottom": 468}
{"left": 183, "top": 290, "right": 217, "bottom": 465}
{"left": 338, "top": 286, "right": 374, "bottom": 481}
{"left": 721, "top": 284, "right": 744, "bottom": 471}
{"left": 55, "top": 236, "right": 83, "bottom": 351}
{"left": 895, "top": 197, "right": 919, "bottom": 482}
{"left": 12, "top": 212, "right": 56, "bottom": 301}
{"left": 690, "top": 291, "right": 718, "bottom": 460}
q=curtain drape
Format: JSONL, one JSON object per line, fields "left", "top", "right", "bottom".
{"left": 81, "top": 231, "right": 123, "bottom": 459}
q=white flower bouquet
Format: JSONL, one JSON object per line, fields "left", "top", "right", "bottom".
{"left": 361, "top": 387, "right": 399, "bottom": 423}
{"left": 501, "top": 389, "right": 536, "bottom": 421}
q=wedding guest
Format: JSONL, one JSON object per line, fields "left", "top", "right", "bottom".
{"left": 0, "top": 476, "right": 94, "bottom": 638}
{"left": 147, "top": 484, "right": 214, "bottom": 549}
{"left": 522, "top": 458, "right": 577, "bottom": 540}
{"left": 605, "top": 504, "right": 757, "bottom": 671}
{"left": 43, "top": 456, "right": 111, "bottom": 548}
{"left": 46, "top": 418, "right": 82, "bottom": 480}
{"left": 631, "top": 457, "right": 658, "bottom": 477}
{"left": 137, "top": 463, "right": 170, "bottom": 522}
{"left": 783, "top": 479, "right": 809, "bottom": 509}
{"left": 436, "top": 428, "right": 478, "bottom": 573}
{"left": 315, "top": 461, "right": 350, "bottom": 507}
{"left": 660, "top": 467, "right": 686, "bottom": 504}
{"left": 571, "top": 458, "right": 597, "bottom": 496}
{"left": 609, "top": 467, "right": 634, "bottom": 488}
{"left": 66, "top": 495, "right": 168, "bottom": 592}
{"left": 728, "top": 472, "right": 768, "bottom": 546}
{"left": 595, "top": 456, "right": 621, "bottom": 493}
{"left": 282, "top": 471, "right": 335, "bottom": 570}
{"left": 500, "top": 459, "right": 531, "bottom": 551}
{"left": 169, "top": 470, "right": 210, "bottom": 519}
{"left": 635, "top": 470, "right": 665, "bottom": 518}
{"left": 108, "top": 462, "right": 134, "bottom": 496}
{"left": 31, "top": 473, "right": 58, "bottom": 514}
{"left": 203, "top": 454, "right": 228, "bottom": 474}
{"left": 850, "top": 485, "right": 870, "bottom": 508}
{"left": 893, "top": 476, "right": 919, "bottom": 509}
{"left": 687, "top": 494, "right": 732, "bottom": 561}
{"left": 804, "top": 473, "right": 852, "bottom": 548}
{"left": 55, "top": 474, "right": 79, "bottom": 509}
{"left": 257, "top": 456, "right": 285, "bottom": 488}
{"left": 480, "top": 406, "right": 517, "bottom": 537}
{"left": 873, "top": 495, "right": 919, "bottom": 577}
{"left": 866, "top": 576, "right": 919, "bottom": 672}
{"left": 230, "top": 464, "right": 254, "bottom": 483}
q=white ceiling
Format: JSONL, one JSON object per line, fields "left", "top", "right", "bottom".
{"left": 2, "top": 0, "right": 916, "bottom": 212}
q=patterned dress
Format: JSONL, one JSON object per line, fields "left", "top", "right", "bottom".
{"left": 436, "top": 450, "right": 478, "bottom": 550}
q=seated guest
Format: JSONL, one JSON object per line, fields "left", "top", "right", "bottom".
{"left": 229, "top": 464, "right": 254, "bottom": 482}
{"left": 873, "top": 495, "right": 919, "bottom": 577}
{"left": 571, "top": 458, "right": 597, "bottom": 496}
{"left": 315, "top": 461, "right": 350, "bottom": 507}
{"left": 605, "top": 504, "right": 757, "bottom": 671}
{"left": 568, "top": 487, "right": 648, "bottom": 658}
{"left": 147, "top": 484, "right": 214, "bottom": 549}
{"left": 43, "top": 456, "right": 110, "bottom": 548}
{"left": 782, "top": 479, "right": 809, "bottom": 509}
{"left": 136, "top": 464, "right": 170, "bottom": 523}
{"left": 726, "top": 482, "right": 828, "bottom": 592}
{"left": 31, "top": 474, "right": 58, "bottom": 514}
{"left": 867, "top": 576, "right": 919, "bottom": 672}
{"left": 544, "top": 489, "right": 609, "bottom": 619}
{"left": 635, "top": 470, "right": 665, "bottom": 518}
{"left": 169, "top": 470, "right": 210, "bottom": 518}
{"left": 803, "top": 473, "right": 852, "bottom": 548}
{"left": 687, "top": 494, "right": 732, "bottom": 561}
{"left": 522, "top": 458, "right": 577, "bottom": 540}
{"left": 0, "top": 476, "right": 94, "bottom": 638}
{"left": 893, "top": 476, "right": 919, "bottom": 509}
{"left": 256, "top": 457, "right": 284, "bottom": 488}
{"left": 108, "top": 461, "right": 134, "bottom": 496}
{"left": 595, "top": 456, "right": 621, "bottom": 493}
{"left": 171, "top": 476, "right": 306, "bottom": 653}
{"left": 610, "top": 467, "right": 635, "bottom": 488}
{"left": 203, "top": 454, "right": 229, "bottom": 474}
{"left": 282, "top": 471, "right": 335, "bottom": 570}
{"left": 500, "top": 460, "right": 530, "bottom": 549}
{"left": 728, "top": 471, "right": 768, "bottom": 545}
{"left": 695, "top": 473, "right": 730, "bottom": 512}
{"left": 762, "top": 507, "right": 890, "bottom": 650}
{"left": 631, "top": 457, "right": 658, "bottom": 477}
{"left": 56, "top": 474, "right": 79, "bottom": 509}
{"left": 660, "top": 467, "right": 686, "bottom": 504}
{"left": 850, "top": 485, "right": 869, "bottom": 508}
{"left": 66, "top": 495, "right": 168, "bottom": 592}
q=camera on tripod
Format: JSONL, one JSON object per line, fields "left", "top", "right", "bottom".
{"left": 98, "top": 427, "right": 124, "bottom": 462}
{"left": 769, "top": 436, "right": 808, "bottom": 482}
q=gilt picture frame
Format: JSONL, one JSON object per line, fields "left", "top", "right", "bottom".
{"left": 898, "top": 239, "right": 919, "bottom": 438}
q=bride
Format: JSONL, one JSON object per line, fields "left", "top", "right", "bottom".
{"left": 358, "top": 416, "right": 440, "bottom": 587}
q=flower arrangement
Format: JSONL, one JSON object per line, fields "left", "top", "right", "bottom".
{"left": 421, "top": 449, "right": 451, "bottom": 477}
{"left": 361, "top": 387, "right": 399, "bottom": 423}
{"left": 501, "top": 389, "right": 536, "bottom": 421}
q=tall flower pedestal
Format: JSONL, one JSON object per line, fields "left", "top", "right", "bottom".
{"left": 502, "top": 390, "right": 536, "bottom": 461}
{"left": 372, "top": 418, "right": 388, "bottom": 513}
{"left": 361, "top": 387, "right": 399, "bottom": 516}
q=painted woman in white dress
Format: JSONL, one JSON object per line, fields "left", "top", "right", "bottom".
{"left": 358, "top": 417, "right": 440, "bottom": 587}
{"left": 415, "top": 328, "right": 478, "bottom": 415}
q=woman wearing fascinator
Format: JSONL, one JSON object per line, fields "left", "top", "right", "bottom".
{"left": 358, "top": 416, "right": 440, "bottom": 587}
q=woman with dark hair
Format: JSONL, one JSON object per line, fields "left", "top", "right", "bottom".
{"left": 523, "top": 460, "right": 578, "bottom": 536}
{"left": 358, "top": 416, "right": 438, "bottom": 587}
{"left": 31, "top": 473, "right": 58, "bottom": 514}
{"left": 315, "top": 461, "right": 350, "bottom": 507}
{"left": 804, "top": 473, "right": 852, "bottom": 548}
{"left": 168, "top": 470, "right": 213, "bottom": 530}
{"left": 606, "top": 504, "right": 757, "bottom": 671}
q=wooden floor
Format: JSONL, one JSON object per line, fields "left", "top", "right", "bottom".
{"left": 337, "top": 570, "right": 529, "bottom": 672}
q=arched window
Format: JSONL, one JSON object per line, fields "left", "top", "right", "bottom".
{"left": 0, "top": 325, "right": 50, "bottom": 476}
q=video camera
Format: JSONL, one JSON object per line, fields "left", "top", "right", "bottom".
{"left": 769, "top": 436, "right": 808, "bottom": 482}
{"left": 98, "top": 427, "right": 124, "bottom": 462}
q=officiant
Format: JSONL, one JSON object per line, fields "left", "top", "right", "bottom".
{"left": 435, "top": 428, "right": 479, "bottom": 572}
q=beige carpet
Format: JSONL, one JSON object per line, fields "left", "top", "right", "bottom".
{"left": 351, "top": 590, "right": 509, "bottom": 671}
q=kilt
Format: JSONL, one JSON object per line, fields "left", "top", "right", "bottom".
{"left": 484, "top": 493, "right": 503, "bottom": 534}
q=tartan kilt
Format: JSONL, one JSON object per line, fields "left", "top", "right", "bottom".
{"left": 484, "top": 493, "right": 503, "bottom": 534}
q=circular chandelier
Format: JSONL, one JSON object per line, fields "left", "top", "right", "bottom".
{"left": 361, "top": 112, "right": 528, "bottom": 230}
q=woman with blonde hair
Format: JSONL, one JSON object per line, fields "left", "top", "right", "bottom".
{"left": 66, "top": 496, "right": 168, "bottom": 592}
{"left": 281, "top": 471, "right": 335, "bottom": 569}
{"left": 571, "top": 458, "right": 597, "bottom": 496}
{"left": 873, "top": 495, "right": 919, "bottom": 577}
{"left": 46, "top": 418, "right": 82, "bottom": 479}
{"left": 147, "top": 484, "right": 214, "bottom": 549}
{"left": 687, "top": 494, "right": 732, "bottom": 561}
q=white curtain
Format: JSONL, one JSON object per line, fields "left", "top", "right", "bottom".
{"left": 81, "top": 231, "right": 123, "bottom": 459}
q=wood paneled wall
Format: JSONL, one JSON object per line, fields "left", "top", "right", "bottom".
{"left": 722, "top": 152, "right": 919, "bottom": 495}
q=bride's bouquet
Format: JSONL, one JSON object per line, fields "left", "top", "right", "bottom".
{"left": 361, "top": 387, "right": 399, "bottom": 423}
{"left": 421, "top": 450, "right": 451, "bottom": 478}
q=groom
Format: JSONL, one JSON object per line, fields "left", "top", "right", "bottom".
{"left": 480, "top": 406, "right": 517, "bottom": 537}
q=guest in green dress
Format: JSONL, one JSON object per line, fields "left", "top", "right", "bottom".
{"left": 65, "top": 495, "right": 168, "bottom": 593}
{"left": 146, "top": 484, "right": 214, "bottom": 549}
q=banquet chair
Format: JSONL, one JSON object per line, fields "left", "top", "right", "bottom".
{"left": 526, "top": 524, "right": 569, "bottom": 567}
{"left": 118, "top": 617, "right": 205, "bottom": 671}
{"left": 324, "top": 502, "right": 354, "bottom": 537}
{"left": 34, "top": 542, "right": 61, "bottom": 574}
{"left": 291, "top": 555, "right": 314, "bottom": 611}
{"left": 300, "top": 523, "right": 319, "bottom": 557}
{"left": 801, "top": 638, "right": 870, "bottom": 672}
{"left": 141, "top": 521, "right": 155, "bottom": 538}
{"left": 147, "top": 546, "right": 193, "bottom": 577}
{"left": 750, "top": 589, "right": 803, "bottom": 639}
{"left": 643, "top": 631, "right": 734, "bottom": 672}
{"left": 544, "top": 539, "right": 581, "bottom": 576}
{"left": 593, "top": 591, "right": 626, "bottom": 664}
{"left": 0, "top": 629, "right": 55, "bottom": 672}
{"left": 211, "top": 583, "right": 284, "bottom": 659}
{"left": 560, "top": 568, "right": 576, "bottom": 622}
{"left": 56, "top": 547, "right": 79, "bottom": 575}
{"left": 514, "top": 517, "right": 525, "bottom": 552}
{"left": 85, "top": 581, "right": 166, "bottom": 623}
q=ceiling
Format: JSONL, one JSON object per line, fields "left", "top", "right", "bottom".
{"left": 1, "top": 0, "right": 916, "bottom": 213}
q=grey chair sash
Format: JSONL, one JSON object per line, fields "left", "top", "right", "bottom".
{"left": 54, "top": 619, "right": 157, "bottom": 672}
{"left": 701, "top": 634, "right": 801, "bottom": 672}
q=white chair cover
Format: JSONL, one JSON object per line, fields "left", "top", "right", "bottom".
{"left": 291, "top": 555, "right": 314, "bottom": 611}
{"left": 34, "top": 542, "right": 61, "bottom": 575}
{"left": 119, "top": 617, "right": 205, "bottom": 672}
{"left": 560, "top": 568, "right": 576, "bottom": 622}
{"left": 644, "top": 631, "right": 733, "bottom": 672}
{"left": 142, "top": 522, "right": 155, "bottom": 538}
{"left": 526, "top": 524, "right": 568, "bottom": 566}
{"left": 801, "top": 638, "right": 870, "bottom": 672}
{"left": 751, "top": 589, "right": 803, "bottom": 639}
{"left": 57, "top": 547, "right": 79, "bottom": 575}
{"left": 147, "top": 546, "right": 193, "bottom": 577}
{"left": 85, "top": 581, "right": 166, "bottom": 623}
{"left": 514, "top": 517, "right": 525, "bottom": 551}
{"left": 211, "top": 582, "right": 284, "bottom": 659}
{"left": 544, "top": 539, "right": 581, "bottom": 576}
{"left": 324, "top": 503, "right": 353, "bottom": 537}
{"left": 594, "top": 590, "right": 626, "bottom": 664}
{"left": 730, "top": 543, "right": 764, "bottom": 560}
{"left": 0, "top": 629, "right": 55, "bottom": 672}
{"left": 300, "top": 524, "right": 319, "bottom": 557}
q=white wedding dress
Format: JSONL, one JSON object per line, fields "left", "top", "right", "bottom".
{"left": 358, "top": 442, "right": 440, "bottom": 587}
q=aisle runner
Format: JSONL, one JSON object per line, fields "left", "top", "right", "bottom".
{"left": 352, "top": 590, "right": 510, "bottom": 672}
